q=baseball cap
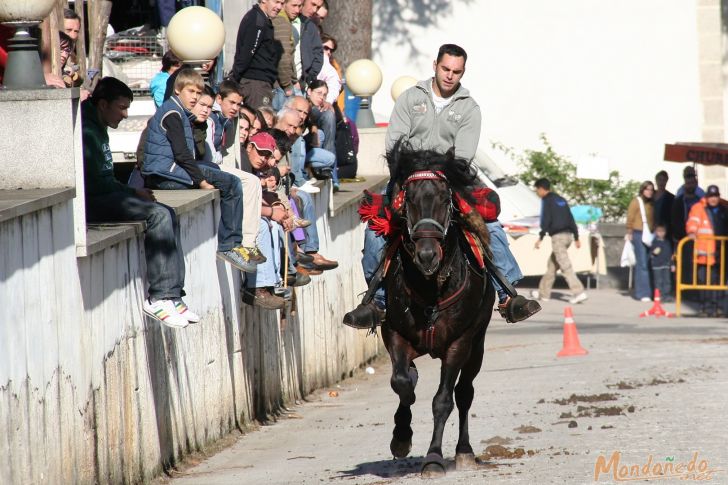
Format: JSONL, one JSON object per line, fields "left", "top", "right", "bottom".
{"left": 706, "top": 184, "right": 720, "bottom": 197}
{"left": 249, "top": 132, "right": 276, "bottom": 153}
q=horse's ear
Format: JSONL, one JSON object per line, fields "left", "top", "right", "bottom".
{"left": 446, "top": 146, "right": 456, "bottom": 162}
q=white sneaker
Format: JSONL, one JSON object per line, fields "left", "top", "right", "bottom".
{"left": 569, "top": 292, "right": 589, "bottom": 304}
{"left": 640, "top": 297, "right": 652, "bottom": 302}
{"left": 143, "top": 298, "right": 189, "bottom": 328}
{"left": 531, "top": 290, "right": 550, "bottom": 302}
{"left": 298, "top": 180, "right": 320, "bottom": 194}
{"left": 174, "top": 298, "right": 200, "bottom": 323}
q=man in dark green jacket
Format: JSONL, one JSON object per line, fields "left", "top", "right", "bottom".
{"left": 82, "top": 77, "right": 198, "bottom": 328}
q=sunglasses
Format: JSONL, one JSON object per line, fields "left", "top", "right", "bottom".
{"left": 323, "top": 45, "right": 335, "bottom": 52}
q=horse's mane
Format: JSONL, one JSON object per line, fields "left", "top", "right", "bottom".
{"left": 386, "top": 140, "right": 479, "bottom": 203}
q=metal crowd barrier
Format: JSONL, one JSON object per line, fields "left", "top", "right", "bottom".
{"left": 675, "top": 235, "right": 728, "bottom": 316}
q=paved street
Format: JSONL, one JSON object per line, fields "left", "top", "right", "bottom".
{"left": 166, "top": 289, "right": 728, "bottom": 485}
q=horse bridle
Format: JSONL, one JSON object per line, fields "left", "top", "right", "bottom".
{"left": 401, "top": 170, "right": 453, "bottom": 241}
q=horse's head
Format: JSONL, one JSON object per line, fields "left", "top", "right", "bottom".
{"left": 401, "top": 170, "right": 453, "bottom": 276}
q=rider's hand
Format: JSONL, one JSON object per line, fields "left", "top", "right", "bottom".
{"left": 575, "top": 239, "right": 581, "bottom": 249}
{"left": 534, "top": 240, "right": 541, "bottom": 250}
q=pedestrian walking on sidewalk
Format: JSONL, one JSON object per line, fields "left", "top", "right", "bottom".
{"left": 532, "top": 178, "right": 588, "bottom": 305}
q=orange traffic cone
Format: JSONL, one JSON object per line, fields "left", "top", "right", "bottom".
{"left": 557, "top": 306, "right": 588, "bottom": 357}
{"left": 639, "top": 289, "right": 674, "bottom": 318}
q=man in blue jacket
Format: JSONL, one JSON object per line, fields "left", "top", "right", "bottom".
{"left": 142, "top": 69, "right": 254, "bottom": 273}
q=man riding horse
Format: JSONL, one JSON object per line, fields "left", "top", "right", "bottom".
{"left": 343, "top": 43, "right": 541, "bottom": 330}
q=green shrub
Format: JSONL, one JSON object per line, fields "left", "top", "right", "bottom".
{"left": 494, "top": 134, "right": 640, "bottom": 222}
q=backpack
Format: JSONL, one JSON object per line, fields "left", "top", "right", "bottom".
{"left": 334, "top": 105, "right": 358, "bottom": 179}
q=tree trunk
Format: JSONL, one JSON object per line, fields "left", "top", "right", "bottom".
{"left": 324, "top": 0, "right": 372, "bottom": 71}
{"left": 88, "top": 0, "right": 112, "bottom": 88}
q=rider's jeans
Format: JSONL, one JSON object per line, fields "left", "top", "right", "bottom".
{"left": 360, "top": 221, "right": 524, "bottom": 309}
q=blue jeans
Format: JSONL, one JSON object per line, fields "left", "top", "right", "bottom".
{"left": 151, "top": 165, "right": 243, "bottom": 252}
{"left": 362, "top": 227, "right": 387, "bottom": 308}
{"left": 291, "top": 136, "right": 307, "bottom": 187}
{"left": 310, "top": 107, "right": 336, "bottom": 154}
{"left": 297, "top": 190, "right": 319, "bottom": 253}
{"left": 246, "top": 218, "right": 281, "bottom": 288}
{"left": 652, "top": 266, "right": 671, "bottom": 298}
{"left": 306, "top": 147, "right": 339, "bottom": 185}
{"left": 631, "top": 230, "right": 652, "bottom": 300}
{"left": 86, "top": 191, "right": 185, "bottom": 300}
{"left": 487, "top": 221, "right": 523, "bottom": 300}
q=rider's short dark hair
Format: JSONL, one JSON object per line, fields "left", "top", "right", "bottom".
{"left": 534, "top": 178, "right": 551, "bottom": 190}
{"left": 436, "top": 44, "right": 468, "bottom": 64}
{"left": 91, "top": 77, "right": 133, "bottom": 105}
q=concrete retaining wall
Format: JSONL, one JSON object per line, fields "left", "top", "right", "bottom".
{"left": 0, "top": 186, "right": 381, "bottom": 484}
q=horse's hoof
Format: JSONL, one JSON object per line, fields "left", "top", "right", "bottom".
{"left": 390, "top": 437, "right": 412, "bottom": 458}
{"left": 455, "top": 452, "right": 477, "bottom": 471}
{"left": 421, "top": 453, "right": 446, "bottom": 478}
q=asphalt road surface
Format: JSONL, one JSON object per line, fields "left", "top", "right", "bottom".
{"left": 166, "top": 288, "right": 728, "bottom": 485}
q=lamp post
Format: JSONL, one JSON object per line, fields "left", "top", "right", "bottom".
{"left": 0, "top": 0, "right": 58, "bottom": 89}
{"left": 345, "top": 59, "right": 383, "bottom": 129}
{"left": 166, "top": 6, "right": 225, "bottom": 70}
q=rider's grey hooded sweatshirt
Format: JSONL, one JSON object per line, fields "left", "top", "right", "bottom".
{"left": 385, "top": 78, "right": 481, "bottom": 162}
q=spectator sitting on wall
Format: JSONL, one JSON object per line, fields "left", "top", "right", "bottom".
{"left": 258, "top": 106, "right": 279, "bottom": 129}
{"left": 305, "top": 80, "right": 338, "bottom": 188}
{"left": 686, "top": 184, "right": 728, "bottom": 317}
{"left": 231, "top": 0, "right": 285, "bottom": 108}
{"left": 320, "top": 33, "right": 346, "bottom": 112}
{"left": 210, "top": 81, "right": 270, "bottom": 265}
{"left": 141, "top": 68, "right": 255, "bottom": 273}
{"left": 242, "top": 132, "right": 290, "bottom": 309}
{"left": 151, "top": 50, "right": 182, "bottom": 108}
{"left": 81, "top": 77, "right": 198, "bottom": 328}
{"left": 274, "top": 106, "right": 339, "bottom": 274}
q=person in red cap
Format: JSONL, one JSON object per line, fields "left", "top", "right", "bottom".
{"left": 241, "top": 131, "right": 291, "bottom": 308}
{"left": 686, "top": 184, "right": 728, "bottom": 317}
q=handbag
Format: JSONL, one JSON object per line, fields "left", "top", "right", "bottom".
{"left": 620, "top": 236, "right": 636, "bottom": 267}
{"left": 637, "top": 197, "right": 654, "bottom": 246}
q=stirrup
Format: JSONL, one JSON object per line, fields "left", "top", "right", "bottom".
{"left": 498, "top": 295, "right": 541, "bottom": 323}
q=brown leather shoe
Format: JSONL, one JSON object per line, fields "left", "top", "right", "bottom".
{"left": 296, "top": 264, "right": 323, "bottom": 276}
{"left": 309, "top": 252, "right": 338, "bottom": 270}
{"left": 242, "top": 287, "right": 286, "bottom": 310}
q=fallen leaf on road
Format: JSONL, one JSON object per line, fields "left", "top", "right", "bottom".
{"left": 513, "top": 425, "right": 541, "bottom": 433}
{"left": 328, "top": 391, "right": 339, "bottom": 398}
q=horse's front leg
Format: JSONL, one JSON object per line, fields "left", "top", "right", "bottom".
{"left": 384, "top": 330, "right": 418, "bottom": 459}
{"left": 421, "top": 363, "right": 459, "bottom": 478}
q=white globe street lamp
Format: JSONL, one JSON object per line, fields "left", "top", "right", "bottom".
{"left": 390, "top": 75, "right": 417, "bottom": 102}
{"left": 166, "top": 6, "right": 225, "bottom": 65}
{"left": 345, "top": 59, "right": 383, "bottom": 129}
{"left": 0, "top": 0, "right": 58, "bottom": 88}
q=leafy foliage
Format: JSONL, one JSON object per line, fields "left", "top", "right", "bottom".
{"left": 494, "top": 134, "right": 640, "bottom": 222}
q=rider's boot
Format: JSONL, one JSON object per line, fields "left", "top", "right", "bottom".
{"left": 343, "top": 301, "right": 385, "bottom": 329}
{"left": 498, "top": 294, "right": 541, "bottom": 323}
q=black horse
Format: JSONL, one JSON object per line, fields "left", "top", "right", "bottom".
{"left": 381, "top": 146, "right": 495, "bottom": 477}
